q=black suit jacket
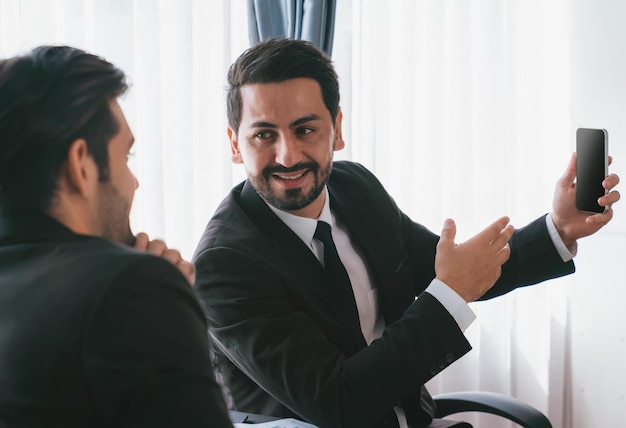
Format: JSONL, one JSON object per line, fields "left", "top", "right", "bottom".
{"left": 193, "top": 161, "right": 575, "bottom": 428}
{"left": 0, "top": 213, "right": 232, "bottom": 428}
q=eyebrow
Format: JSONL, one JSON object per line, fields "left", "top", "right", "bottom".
{"left": 249, "top": 114, "right": 322, "bottom": 130}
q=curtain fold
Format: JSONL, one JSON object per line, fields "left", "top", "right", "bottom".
{"left": 247, "top": 0, "right": 336, "bottom": 54}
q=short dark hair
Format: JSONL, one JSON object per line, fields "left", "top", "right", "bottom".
{"left": 226, "top": 38, "right": 340, "bottom": 132}
{"left": 0, "top": 45, "right": 128, "bottom": 214}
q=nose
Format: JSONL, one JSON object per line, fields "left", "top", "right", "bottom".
{"left": 274, "top": 133, "right": 302, "bottom": 168}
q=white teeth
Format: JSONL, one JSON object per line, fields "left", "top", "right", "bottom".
{"left": 275, "top": 171, "right": 306, "bottom": 180}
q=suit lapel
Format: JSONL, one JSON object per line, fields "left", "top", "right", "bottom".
{"left": 239, "top": 182, "right": 366, "bottom": 350}
{"left": 328, "top": 172, "right": 416, "bottom": 325}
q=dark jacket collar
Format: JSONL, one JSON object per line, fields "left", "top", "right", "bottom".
{"left": 0, "top": 212, "right": 79, "bottom": 244}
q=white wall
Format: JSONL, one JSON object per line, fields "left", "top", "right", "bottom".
{"left": 569, "top": 0, "right": 626, "bottom": 426}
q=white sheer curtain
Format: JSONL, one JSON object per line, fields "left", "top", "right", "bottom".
{"left": 333, "top": 1, "right": 573, "bottom": 427}
{"left": 0, "top": 0, "right": 250, "bottom": 259}
{"left": 2, "top": 1, "right": 575, "bottom": 426}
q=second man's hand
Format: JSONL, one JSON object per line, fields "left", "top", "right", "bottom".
{"left": 435, "top": 216, "right": 514, "bottom": 302}
{"left": 133, "top": 232, "right": 196, "bottom": 286}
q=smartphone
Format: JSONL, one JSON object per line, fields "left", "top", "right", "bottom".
{"left": 576, "top": 128, "right": 608, "bottom": 213}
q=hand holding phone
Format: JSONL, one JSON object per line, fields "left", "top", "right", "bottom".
{"left": 576, "top": 128, "right": 608, "bottom": 213}
{"left": 551, "top": 134, "right": 619, "bottom": 246}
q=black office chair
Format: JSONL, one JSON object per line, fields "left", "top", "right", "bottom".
{"left": 230, "top": 391, "right": 552, "bottom": 427}
{"left": 431, "top": 391, "right": 552, "bottom": 428}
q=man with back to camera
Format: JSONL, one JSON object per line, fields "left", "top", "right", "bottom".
{"left": 192, "top": 38, "right": 620, "bottom": 428}
{"left": 0, "top": 46, "right": 232, "bottom": 427}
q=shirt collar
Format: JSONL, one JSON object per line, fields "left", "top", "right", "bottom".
{"left": 267, "top": 187, "right": 333, "bottom": 246}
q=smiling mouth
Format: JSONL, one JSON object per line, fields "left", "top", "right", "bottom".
{"left": 264, "top": 162, "right": 318, "bottom": 184}
{"left": 273, "top": 170, "right": 308, "bottom": 180}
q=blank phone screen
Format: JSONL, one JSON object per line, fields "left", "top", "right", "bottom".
{"left": 576, "top": 128, "right": 607, "bottom": 213}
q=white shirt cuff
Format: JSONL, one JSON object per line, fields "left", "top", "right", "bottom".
{"left": 546, "top": 214, "right": 577, "bottom": 262}
{"left": 425, "top": 279, "right": 476, "bottom": 332}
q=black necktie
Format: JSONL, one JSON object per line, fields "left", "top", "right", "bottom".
{"left": 314, "top": 221, "right": 362, "bottom": 338}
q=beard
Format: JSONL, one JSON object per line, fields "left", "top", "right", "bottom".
{"left": 96, "top": 181, "right": 134, "bottom": 245}
{"left": 249, "top": 160, "right": 332, "bottom": 212}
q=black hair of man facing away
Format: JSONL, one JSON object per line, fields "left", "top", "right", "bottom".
{"left": 0, "top": 46, "right": 232, "bottom": 428}
{"left": 192, "top": 38, "right": 619, "bottom": 428}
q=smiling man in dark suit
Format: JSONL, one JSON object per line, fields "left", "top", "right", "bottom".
{"left": 0, "top": 46, "right": 232, "bottom": 428}
{"left": 192, "top": 38, "right": 620, "bottom": 428}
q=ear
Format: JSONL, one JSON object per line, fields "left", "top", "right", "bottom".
{"left": 228, "top": 126, "right": 244, "bottom": 164}
{"left": 62, "top": 138, "right": 98, "bottom": 197}
{"left": 333, "top": 108, "right": 345, "bottom": 151}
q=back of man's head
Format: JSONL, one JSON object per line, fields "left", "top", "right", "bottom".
{"left": 0, "top": 45, "right": 128, "bottom": 215}
{"left": 226, "top": 38, "right": 340, "bottom": 133}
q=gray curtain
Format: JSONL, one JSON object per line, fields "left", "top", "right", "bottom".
{"left": 247, "top": 0, "right": 337, "bottom": 55}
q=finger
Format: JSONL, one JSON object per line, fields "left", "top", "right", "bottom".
{"left": 479, "top": 216, "right": 511, "bottom": 244}
{"left": 560, "top": 152, "right": 577, "bottom": 187}
{"left": 495, "top": 243, "right": 511, "bottom": 265}
{"left": 161, "top": 248, "right": 183, "bottom": 265}
{"left": 603, "top": 173, "right": 620, "bottom": 190}
{"left": 493, "top": 223, "right": 515, "bottom": 246}
{"left": 599, "top": 189, "right": 620, "bottom": 207}
{"left": 608, "top": 155, "right": 613, "bottom": 166}
{"left": 586, "top": 206, "right": 613, "bottom": 225}
{"left": 133, "top": 232, "right": 149, "bottom": 251}
{"left": 145, "top": 239, "right": 167, "bottom": 256}
{"left": 488, "top": 224, "right": 514, "bottom": 257}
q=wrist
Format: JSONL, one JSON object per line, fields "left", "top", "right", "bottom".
{"left": 550, "top": 212, "right": 576, "bottom": 248}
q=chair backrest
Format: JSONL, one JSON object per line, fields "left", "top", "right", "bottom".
{"left": 433, "top": 391, "right": 552, "bottom": 428}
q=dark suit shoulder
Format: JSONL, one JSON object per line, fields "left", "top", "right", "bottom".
{"left": 327, "top": 161, "right": 405, "bottom": 218}
{"left": 329, "top": 160, "right": 375, "bottom": 179}
{"left": 80, "top": 240, "right": 204, "bottom": 328}
{"left": 193, "top": 181, "right": 280, "bottom": 263}
{"left": 329, "top": 161, "right": 386, "bottom": 192}
{"left": 66, "top": 236, "right": 191, "bottom": 293}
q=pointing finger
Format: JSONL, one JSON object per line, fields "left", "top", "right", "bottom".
{"left": 478, "top": 216, "right": 511, "bottom": 245}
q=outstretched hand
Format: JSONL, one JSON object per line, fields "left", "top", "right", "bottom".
{"left": 435, "top": 217, "right": 514, "bottom": 303}
{"left": 551, "top": 153, "right": 620, "bottom": 247}
{"left": 133, "top": 232, "right": 196, "bottom": 286}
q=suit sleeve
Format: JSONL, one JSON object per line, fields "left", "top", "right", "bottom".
{"left": 84, "top": 255, "right": 233, "bottom": 428}
{"left": 482, "top": 214, "right": 576, "bottom": 300}
{"left": 400, "top": 211, "right": 576, "bottom": 301}
{"left": 332, "top": 163, "right": 575, "bottom": 301}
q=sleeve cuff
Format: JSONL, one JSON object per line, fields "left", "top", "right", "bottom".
{"left": 425, "top": 279, "right": 476, "bottom": 332}
{"left": 546, "top": 213, "right": 577, "bottom": 262}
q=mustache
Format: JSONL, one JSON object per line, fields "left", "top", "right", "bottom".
{"left": 263, "top": 162, "right": 318, "bottom": 178}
